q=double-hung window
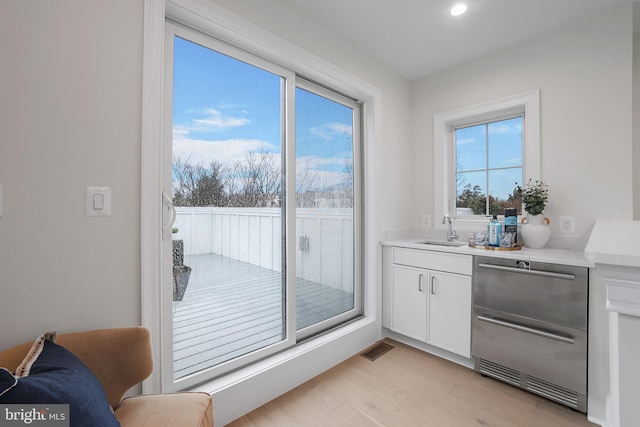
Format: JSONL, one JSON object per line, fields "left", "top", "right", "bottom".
{"left": 162, "top": 21, "right": 362, "bottom": 391}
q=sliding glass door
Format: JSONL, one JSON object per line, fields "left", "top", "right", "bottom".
{"left": 294, "top": 82, "right": 361, "bottom": 339}
{"left": 163, "top": 21, "right": 361, "bottom": 391}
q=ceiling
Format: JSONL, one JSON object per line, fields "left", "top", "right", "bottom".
{"left": 286, "top": 0, "right": 633, "bottom": 80}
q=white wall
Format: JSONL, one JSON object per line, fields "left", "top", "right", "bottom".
{"left": 411, "top": 5, "right": 634, "bottom": 248}
{"left": 0, "top": 0, "right": 144, "bottom": 348}
{"left": 208, "top": 0, "right": 414, "bottom": 236}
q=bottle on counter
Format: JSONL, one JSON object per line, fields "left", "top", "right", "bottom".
{"left": 487, "top": 215, "right": 502, "bottom": 247}
{"left": 504, "top": 208, "right": 518, "bottom": 244}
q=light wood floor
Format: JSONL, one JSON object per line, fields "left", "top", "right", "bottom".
{"left": 226, "top": 339, "right": 597, "bottom": 427}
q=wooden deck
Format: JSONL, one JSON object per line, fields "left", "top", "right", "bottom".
{"left": 173, "top": 253, "right": 354, "bottom": 379}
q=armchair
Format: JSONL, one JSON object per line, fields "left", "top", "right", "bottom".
{"left": 0, "top": 327, "right": 213, "bottom": 427}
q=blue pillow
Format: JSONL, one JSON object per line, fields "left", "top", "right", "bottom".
{"left": 0, "top": 337, "right": 120, "bottom": 427}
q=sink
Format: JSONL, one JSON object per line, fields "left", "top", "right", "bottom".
{"left": 418, "top": 239, "right": 466, "bottom": 247}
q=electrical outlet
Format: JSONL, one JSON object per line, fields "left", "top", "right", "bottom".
{"left": 560, "top": 216, "right": 575, "bottom": 233}
{"left": 422, "top": 214, "right": 431, "bottom": 227}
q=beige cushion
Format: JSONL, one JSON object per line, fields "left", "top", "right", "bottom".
{"left": 116, "top": 392, "right": 213, "bottom": 427}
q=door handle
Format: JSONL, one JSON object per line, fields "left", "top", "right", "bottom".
{"left": 162, "top": 192, "right": 176, "bottom": 241}
{"left": 418, "top": 274, "right": 424, "bottom": 292}
{"left": 431, "top": 276, "right": 436, "bottom": 295}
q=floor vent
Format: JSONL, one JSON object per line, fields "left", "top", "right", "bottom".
{"left": 477, "top": 358, "right": 520, "bottom": 386}
{"left": 360, "top": 342, "right": 394, "bottom": 361}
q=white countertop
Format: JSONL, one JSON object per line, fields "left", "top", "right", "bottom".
{"left": 381, "top": 238, "right": 593, "bottom": 268}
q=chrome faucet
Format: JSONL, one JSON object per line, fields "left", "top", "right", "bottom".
{"left": 442, "top": 215, "right": 459, "bottom": 242}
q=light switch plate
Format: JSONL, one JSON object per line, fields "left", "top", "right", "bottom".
{"left": 85, "top": 186, "right": 111, "bottom": 216}
{"left": 422, "top": 214, "right": 431, "bottom": 227}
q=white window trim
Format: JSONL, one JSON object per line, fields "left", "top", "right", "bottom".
{"left": 141, "top": 0, "right": 381, "bottom": 421}
{"left": 433, "top": 90, "right": 540, "bottom": 229}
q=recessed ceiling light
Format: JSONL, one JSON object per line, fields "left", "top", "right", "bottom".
{"left": 450, "top": 4, "right": 468, "bottom": 16}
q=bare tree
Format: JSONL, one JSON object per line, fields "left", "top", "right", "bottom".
{"left": 231, "top": 151, "right": 282, "bottom": 207}
{"left": 340, "top": 160, "right": 354, "bottom": 208}
{"left": 296, "top": 158, "right": 318, "bottom": 207}
{"left": 217, "top": 163, "right": 235, "bottom": 206}
{"left": 172, "top": 155, "right": 225, "bottom": 207}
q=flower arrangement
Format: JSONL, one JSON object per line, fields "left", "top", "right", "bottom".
{"left": 514, "top": 180, "right": 549, "bottom": 216}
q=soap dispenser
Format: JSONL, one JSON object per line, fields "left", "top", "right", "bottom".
{"left": 487, "top": 215, "right": 502, "bottom": 247}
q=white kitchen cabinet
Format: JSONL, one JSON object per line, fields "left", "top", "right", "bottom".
{"left": 427, "top": 270, "right": 472, "bottom": 357}
{"left": 386, "top": 247, "right": 472, "bottom": 358}
{"left": 392, "top": 264, "right": 428, "bottom": 341}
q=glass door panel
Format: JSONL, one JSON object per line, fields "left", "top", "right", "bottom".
{"left": 168, "top": 31, "right": 288, "bottom": 382}
{"left": 294, "top": 83, "right": 360, "bottom": 336}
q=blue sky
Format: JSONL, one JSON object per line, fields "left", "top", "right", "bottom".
{"left": 172, "top": 36, "right": 353, "bottom": 191}
{"left": 455, "top": 117, "right": 523, "bottom": 200}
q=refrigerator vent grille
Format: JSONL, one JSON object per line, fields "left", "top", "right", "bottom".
{"left": 477, "top": 358, "right": 580, "bottom": 410}
{"left": 477, "top": 359, "right": 520, "bottom": 386}
{"left": 526, "top": 376, "right": 579, "bottom": 409}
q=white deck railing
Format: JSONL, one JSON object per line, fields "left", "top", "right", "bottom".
{"left": 173, "top": 207, "right": 353, "bottom": 291}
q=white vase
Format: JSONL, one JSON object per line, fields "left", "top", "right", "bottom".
{"left": 521, "top": 214, "right": 551, "bottom": 249}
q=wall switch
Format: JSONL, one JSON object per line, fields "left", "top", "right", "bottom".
{"left": 422, "top": 214, "right": 431, "bottom": 227}
{"left": 560, "top": 216, "right": 575, "bottom": 233}
{"left": 85, "top": 187, "right": 111, "bottom": 216}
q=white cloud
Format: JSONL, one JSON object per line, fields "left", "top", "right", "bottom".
{"left": 173, "top": 128, "right": 190, "bottom": 136}
{"left": 309, "top": 122, "right": 352, "bottom": 140}
{"left": 326, "top": 122, "right": 352, "bottom": 137}
{"left": 191, "top": 108, "right": 249, "bottom": 130}
{"left": 173, "top": 134, "right": 277, "bottom": 166}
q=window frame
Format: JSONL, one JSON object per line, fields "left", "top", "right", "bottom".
{"left": 433, "top": 90, "right": 540, "bottom": 228}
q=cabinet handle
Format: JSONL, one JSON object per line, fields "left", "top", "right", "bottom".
{"left": 418, "top": 274, "right": 424, "bottom": 292}
{"left": 431, "top": 276, "right": 436, "bottom": 295}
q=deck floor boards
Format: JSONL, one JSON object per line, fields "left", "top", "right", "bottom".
{"left": 173, "top": 253, "right": 354, "bottom": 379}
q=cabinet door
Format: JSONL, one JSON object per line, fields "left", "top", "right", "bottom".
{"left": 427, "top": 271, "right": 472, "bottom": 357}
{"left": 392, "top": 265, "right": 428, "bottom": 342}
